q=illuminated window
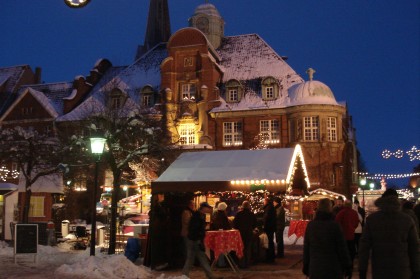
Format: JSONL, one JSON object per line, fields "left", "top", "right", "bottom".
{"left": 179, "top": 124, "right": 196, "bottom": 145}
{"left": 181, "top": 83, "right": 196, "bottom": 100}
{"left": 223, "top": 122, "right": 242, "bottom": 146}
{"left": 304, "top": 116, "right": 319, "bottom": 141}
{"left": 29, "top": 196, "right": 45, "bottom": 217}
{"left": 327, "top": 117, "right": 337, "bottom": 142}
{"left": 260, "top": 120, "right": 280, "bottom": 144}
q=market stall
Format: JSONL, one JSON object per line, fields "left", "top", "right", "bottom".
{"left": 145, "top": 145, "right": 311, "bottom": 268}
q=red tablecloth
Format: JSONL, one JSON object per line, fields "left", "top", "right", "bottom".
{"left": 288, "top": 220, "right": 309, "bottom": 238}
{"left": 204, "top": 229, "right": 244, "bottom": 260}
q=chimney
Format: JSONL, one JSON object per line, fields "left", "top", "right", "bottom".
{"left": 34, "top": 67, "right": 42, "bottom": 84}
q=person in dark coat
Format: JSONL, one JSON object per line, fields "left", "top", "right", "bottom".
{"left": 233, "top": 201, "right": 257, "bottom": 268}
{"left": 358, "top": 189, "right": 420, "bottom": 279}
{"left": 273, "top": 197, "right": 286, "bottom": 258}
{"left": 332, "top": 196, "right": 344, "bottom": 217}
{"left": 303, "top": 198, "right": 352, "bottom": 279}
{"left": 210, "top": 202, "right": 231, "bottom": 230}
{"left": 414, "top": 203, "right": 420, "bottom": 237}
{"left": 262, "top": 197, "right": 276, "bottom": 263}
{"left": 182, "top": 202, "right": 216, "bottom": 279}
{"left": 402, "top": 200, "right": 419, "bottom": 237}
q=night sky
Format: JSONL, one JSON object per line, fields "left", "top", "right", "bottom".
{"left": 1, "top": 0, "right": 419, "bottom": 186}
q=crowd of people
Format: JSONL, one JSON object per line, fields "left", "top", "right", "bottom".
{"left": 303, "top": 189, "right": 420, "bottom": 279}
{"left": 150, "top": 190, "right": 420, "bottom": 279}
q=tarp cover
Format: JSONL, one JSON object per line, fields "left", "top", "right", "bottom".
{"left": 153, "top": 148, "right": 296, "bottom": 193}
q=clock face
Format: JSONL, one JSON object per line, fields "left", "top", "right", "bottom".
{"left": 196, "top": 17, "right": 209, "bottom": 33}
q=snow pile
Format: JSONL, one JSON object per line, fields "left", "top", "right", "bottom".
{"left": 0, "top": 241, "right": 13, "bottom": 256}
{"left": 55, "top": 254, "right": 152, "bottom": 279}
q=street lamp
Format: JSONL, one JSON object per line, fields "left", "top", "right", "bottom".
{"left": 369, "top": 182, "right": 375, "bottom": 190}
{"left": 360, "top": 178, "right": 367, "bottom": 209}
{"left": 89, "top": 137, "right": 106, "bottom": 256}
{"left": 64, "top": 0, "right": 91, "bottom": 8}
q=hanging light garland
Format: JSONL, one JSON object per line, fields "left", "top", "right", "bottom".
{"left": 0, "top": 166, "right": 19, "bottom": 181}
{"left": 382, "top": 146, "right": 420, "bottom": 160}
{"left": 354, "top": 171, "right": 420, "bottom": 180}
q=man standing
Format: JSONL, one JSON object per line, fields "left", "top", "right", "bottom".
{"left": 262, "top": 197, "right": 276, "bottom": 263}
{"left": 182, "top": 202, "right": 216, "bottom": 279}
{"left": 335, "top": 200, "right": 359, "bottom": 268}
{"left": 359, "top": 189, "right": 420, "bottom": 279}
{"left": 273, "top": 197, "right": 285, "bottom": 258}
{"left": 234, "top": 201, "right": 257, "bottom": 268}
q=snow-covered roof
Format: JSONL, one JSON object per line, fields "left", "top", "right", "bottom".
{"left": 156, "top": 148, "right": 294, "bottom": 182}
{"left": 0, "top": 65, "right": 28, "bottom": 93}
{"left": 217, "top": 34, "right": 302, "bottom": 83}
{"left": 58, "top": 44, "right": 167, "bottom": 122}
{"left": 288, "top": 80, "right": 338, "bottom": 106}
{"left": 18, "top": 173, "right": 64, "bottom": 193}
{"left": 193, "top": 3, "right": 222, "bottom": 18}
{"left": 0, "top": 183, "right": 18, "bottom": 191}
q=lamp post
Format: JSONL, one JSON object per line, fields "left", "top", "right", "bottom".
{"left": 360, "top": 178, "right": 367, "bottom": 209}
{"left": 89, "top": 137, "right": 106, "bottom": 256}
{"left": 369, "top": 182, "right": 375, "bottom": 191}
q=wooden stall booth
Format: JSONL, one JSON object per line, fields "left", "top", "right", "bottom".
{"left": 145, "top": 144, "right": 311, "bottom": 268}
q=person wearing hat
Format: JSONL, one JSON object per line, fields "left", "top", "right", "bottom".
{"left": 182, "top": 202, "right": 217, "bottom": 279}
{"left": 210, "top": 202, "right": 231, "bottom": 230}
{"left": 358, "top": 189, "right": 420, "bottom": 279}
{"left": 273, "top": 197, "right": 286, "bottom": 258}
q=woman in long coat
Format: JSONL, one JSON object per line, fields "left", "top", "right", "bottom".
{"left": 303, "top": 198, "right": 352, "bottom": 279}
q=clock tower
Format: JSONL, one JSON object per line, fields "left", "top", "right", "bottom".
{"left": 189, "top": 2, "right": 224, "bottom": 49}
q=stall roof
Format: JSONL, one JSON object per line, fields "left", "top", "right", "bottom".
{"left": 153, "top": 145, "right": 309, "bottom": 193}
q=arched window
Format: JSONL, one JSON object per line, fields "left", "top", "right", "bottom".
{"left": 262, "top": 77, "right": 279, "bottom": 100}
{"left": 141, "top": 85, "right": 154, "bottom": 108}
{"left": 225, "top": 79, "right": 243, "bottom": 102}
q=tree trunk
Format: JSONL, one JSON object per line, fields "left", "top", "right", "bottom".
{"left": 108, "top": 170, "right": 121, "bottom": 254}
{"left": 22, "top": 181, "right": 32, "bottom": 223}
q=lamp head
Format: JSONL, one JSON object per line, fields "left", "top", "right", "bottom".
{"left": 64, "top": 0, "right": 91, "bottom": 8}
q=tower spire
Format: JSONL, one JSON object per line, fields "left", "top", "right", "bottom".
{"left": 135, "top": 0, "right": 171, "bottom": 60}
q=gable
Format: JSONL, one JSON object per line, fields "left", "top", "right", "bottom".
{"left": 0, "top": 89, "right": 57, "bottom": 122}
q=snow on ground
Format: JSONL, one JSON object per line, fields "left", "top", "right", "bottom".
{"left": 0, "top": 241, "right": 185, "bottom": 279}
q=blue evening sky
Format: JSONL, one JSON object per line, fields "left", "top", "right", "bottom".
{"left": 1, "top": 0, "right": 419, "bottom": 186}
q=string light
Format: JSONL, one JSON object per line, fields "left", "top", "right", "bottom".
{"left": 0, "top": 166, "right": 19, "bottom": 181}
{"left": 382, "top": 146, "right": 420, "bottom": 160}
{"left": 354, "top": 171, "right": 420, "bottom": 180}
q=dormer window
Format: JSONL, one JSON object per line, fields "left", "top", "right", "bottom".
{"left": 141, "top": 85, "right": 154, "bottom": 108}
{"left": 21, "top": 107, "right": 33, "bottom": 116}
{"left": 225, "top": 80, "right": 242, "bottom": 102}
{"left": 108, "top": 89, "right": 126, "bottom": 110}
{"left": 181, "top": 83, "right": 196, "bottom": 101}
{"left": 262, "top": 77, "right": 279, "bottom": 100}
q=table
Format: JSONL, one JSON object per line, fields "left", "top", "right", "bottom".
{"left": 204, "top": 229, "right": 243, "bottom": 274}
{"left": 288, "top": 220, "right": 309, "bottom": 238}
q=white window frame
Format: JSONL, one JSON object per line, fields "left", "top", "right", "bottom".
{"left": 304, "top": 116, "right": 319, "bottom": 141}
{"left": 223, "top": 122, "right": 243, "bottom": 146}
{"left": 179, "top": 124, "right": 196, "bottom": 145}
{"left": 228, "top": 89, "right": 238, "bottom": 102}
{"left": 260, "top": 119, "right": 280, "bottom": 144}
{"left": 29, "top": 196, "right": 45, "bottom": 217}
{"left": 181, "top": 83, "right": 196, "bottom": 100}
{"left": 327, "top": 117, "right": 337, "bottom": 142}
{"left": 265, "top": 86, "right": 274, "bottom": 99}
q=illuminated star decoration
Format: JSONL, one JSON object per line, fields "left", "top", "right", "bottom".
{"left": 382, "top": 147, "right": 419, "bottom": 160}
{"left": 406, "top": 146, "right": 420, "bottom": 161}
